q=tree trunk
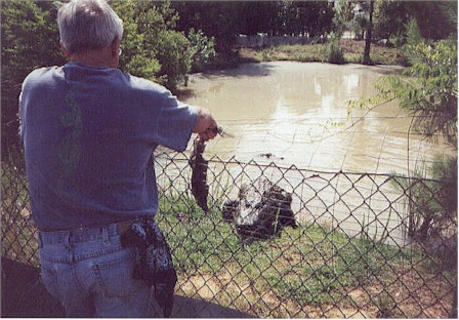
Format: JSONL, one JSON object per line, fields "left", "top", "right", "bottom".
{"left": 363, "top": 0, "right": 374, "bottom": 65}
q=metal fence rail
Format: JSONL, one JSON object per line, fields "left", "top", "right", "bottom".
{"left": 2, "top": 150, "right": 457, "bottom": 318}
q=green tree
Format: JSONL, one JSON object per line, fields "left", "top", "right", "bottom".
{"left": 1, "top": 0, "right": 65, "bottom": 159}
{"left": 362, "top": 0, "right": 375, "bottom": 65}
{"left": 285, "top": 1, "right": 334, "bottom": 37}
{"left": 238, "top": 1, "right": 282, "bottom": 36}
{"left": 172, "top": 1, "right": 243, "bottom": 54}
{"left": 354, "top": 33, "right": 457, "bottom": 239}
{"left": 111, "top": 0, "right": 181, "bottom": 84}
{"left": 374, "top": 1, "right": 457, "bottom": 44}
{"left": 154, "top": 30, "right": 192, "bottom": 90}
{"left": 327, "top": 0, "right": 350, "bottom": 64}
{"left": 332, "top": 0, "right": 355, "bottom": 38}
{"left": 1, "top": 0, "right": 217, "bottom": 159}
{"left": 378, "top": 39, "right": 457, "bottom": 145}
{"left": 173, "top": 0, "right": 335, "bottom": 51}
{"left": 187, "top": 28, "right": 216, "bottom": 73}
{"left": 301, "top": 1, "right": 334, "bottom": 38}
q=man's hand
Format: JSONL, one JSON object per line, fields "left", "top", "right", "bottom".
{"left": 192, "top": 107, "right": 218, "bottom": 141}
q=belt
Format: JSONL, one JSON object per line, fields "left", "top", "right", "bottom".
{"left": 39, "top": 219, "right": 137, "bottom": 245}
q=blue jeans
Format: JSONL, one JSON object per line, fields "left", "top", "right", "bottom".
{"left": 38, "top": 223, "right": 153, "bottom": 317}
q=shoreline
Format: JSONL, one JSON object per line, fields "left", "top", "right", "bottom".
{"left": 193, "top": 40, "right": 405, "bottom": 76}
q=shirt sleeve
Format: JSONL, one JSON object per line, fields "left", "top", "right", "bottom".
{"left": 154, "top": 90, "right": 198, "bottom": 152}
{"left": 18, "top": 75, "right": 29, "bottom": 144}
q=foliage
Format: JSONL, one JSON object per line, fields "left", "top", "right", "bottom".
{"left": 430, "top": 155, "right": 457, "bottom": 216}
{"left": 386, "top": 37, "right": 456, "bottom": 248}
{"left": 326, "top": 34, "right": 345, "bottom": 64}
{"left": 1, "top": 1, "right": 65, "bottom": 159}
{"left": 347, "top": 22, "right": 457, "bottom": 243}
{"left": 349, "top": 14, "right": 368, "bottom": 41}
{"left": 381, "top": 39, "right": 457, "bottom": 145}
{"left": 173, "top": 1, "right": 335, "bottom": 54}
{"left": 155, "top": 191, "right": 427, "bottom": 312}
{"left": 332, "top": 0, "right": 355, "bottom": 39}
{"left": 404, "top": 18, "right": 423, "bottom": 47}
{"left": 240, "top": 41, "right": 404, "bottom": 66}
{"left": 155, "top": 30, "right": 193, "bottom": 90}
{"left": 391, "top": 157, "right": 456, "bottom": 245}
{"left": 399, "top": 17, "right": 423, "bottom": 65}
{"left": 186, "top": 28, "right": 216, "bottom": 73}
{"left": 272, "top": 1, "right": 334, "bottom": 37}
{"left": 1, "top": 0, "right": 211, "bottom": 155}
{"left": 113, "top": 1, "right": 216, "bottom": 89}
{"left": 349, "top": 37, "right": 457, "bottom": 146}
{"left": 326, "top": 0, "right": 349, "bottom": 65}
{"left": 111, "top": 0, "right": 193, "bottom": 90}
{"left": 374, "top": 1, "right": 457, "bottom": 42}
{"left": 172, "top": 1, "right": 242, "bottom": 54}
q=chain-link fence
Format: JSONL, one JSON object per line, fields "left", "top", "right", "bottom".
{"left": 2, "top": 149, "right": 457, "bottom": 318}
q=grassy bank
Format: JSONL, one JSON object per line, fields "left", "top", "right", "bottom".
{"left": 156, "top": 193, "right": 454, "bottom": 318}
{"left": 235, "top": 39, "right": 405, "bottom": 66}
{"left": 1, "top": 159, "right": 454, "bottom": 317}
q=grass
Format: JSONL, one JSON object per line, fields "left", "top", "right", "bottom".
{"left": 2, "top": 161, "right": 455, "bottom": 317}
{"left": 237, "top": 39, "right": 405, "bottom": 66}
{"left": 155, "top": 191, "right": 452, "bottom": 317}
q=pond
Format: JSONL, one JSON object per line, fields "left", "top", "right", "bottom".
{"left": 171, "top": 61, "right": 453, "bottom": 246}
{"left": 182, "top": 61, "right": 453, "bottom": 175}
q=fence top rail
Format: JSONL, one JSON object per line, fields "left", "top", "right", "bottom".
{"left": 2, "top": 149, "right": 442, "bottom": 183}
{"left": 155, "top": 150, "right": 443, "bottom": 183}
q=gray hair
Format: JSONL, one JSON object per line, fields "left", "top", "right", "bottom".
{"left": 57, "top": 0, "right": 123, "bottom": 54}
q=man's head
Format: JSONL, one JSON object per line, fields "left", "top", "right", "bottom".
{"left": 57, "top": 0, "right": 123, "bottom": 67}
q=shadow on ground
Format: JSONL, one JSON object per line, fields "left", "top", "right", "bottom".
{"left": 1, "top": 257, "right": 252, "bottom": 318}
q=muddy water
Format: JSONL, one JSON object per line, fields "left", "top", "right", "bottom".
{"left": 174, "top": 62, "right": 454, "bottom": 246}
{"left": 183, "top": 62, "right": 453, "bottom": 174}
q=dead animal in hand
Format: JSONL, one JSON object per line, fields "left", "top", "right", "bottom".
{"left": 189, "top": 136, "right": 209, "bottom": 213}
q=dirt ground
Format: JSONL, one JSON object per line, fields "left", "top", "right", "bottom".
{"left": 176, "top": 267, "right": 455, "bottom": 318}
{"left": 1, "top": 257, "right": 250, "bottom": 318}
{"left": 2, "top": 257, "right": 454, "bottom": 318}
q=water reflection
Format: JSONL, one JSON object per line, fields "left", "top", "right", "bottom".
{"left": 183, "top": 61, "right": 453, "bottom": 174}
{"left": 176, "top": 62, "right": 454, "bottom": 246}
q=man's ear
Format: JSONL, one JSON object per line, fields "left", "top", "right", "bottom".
{"left": 60, "top": 41, "right": 71, "bottom": 59}
{"left": 111, "top": 37, "right": 120, "bottom": 57}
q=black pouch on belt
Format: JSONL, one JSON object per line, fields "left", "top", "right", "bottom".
{"left": 120, "top": 218, "right": 177, "bottom": 318}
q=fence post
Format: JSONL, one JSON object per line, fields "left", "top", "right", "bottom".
{"left": 450, "top": 281, "right": 457, "bottom": 318}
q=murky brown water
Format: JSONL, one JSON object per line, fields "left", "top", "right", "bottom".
{"left": 182, "top": 61, "right": 453, "bottom": 175}
{"left": 173, "top": 62, "right": 454, "bottom": 245}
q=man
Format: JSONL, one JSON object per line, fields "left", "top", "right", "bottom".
{"left": 19, "top": 0, "right": 217, "bottom": 317}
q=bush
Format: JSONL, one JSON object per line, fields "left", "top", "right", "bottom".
{"left": 388, "top": 33, "right": 404, "bottom": 48}
{"left": 155, "top": 30, "right": 193, "bottom": 90}
{"left": 113, "top": 1, "right": 195, "bottom": 90}
{"left": 401, "top": 18, "right": 423, "bottom": 65}
{"left": 187, "top": 28, "right": 216, "bottom": 73}
{"left": 2, "top": 0, "right": 195, "bottom": 155}
{"left": 327, "top": 35, "right": 345, "bottom": 64}
{"left": 392, "top": 156, "right": 456, "bottom": 243}
{"left": 375, "top": 38, "right": 457, "bottom": 145}
{"left": 430, "top": 155, "right": 457, "bottom": 216}
{"left": 1, "top": 1, "right": 65, "bottom": 159}
{"left": 404, "top": 18, "right": 423, "bottom": 46}
{"left": 112, "top": 1, "right": 192, "bottom": 90}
